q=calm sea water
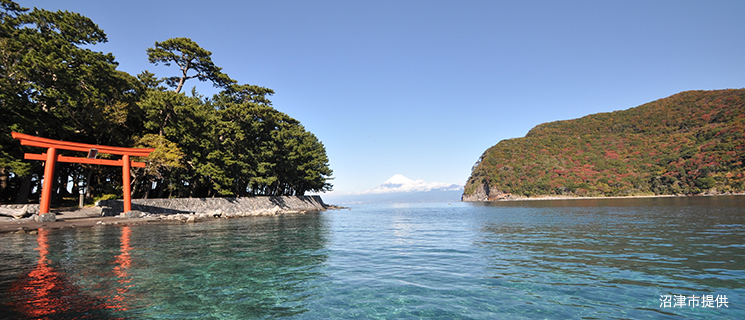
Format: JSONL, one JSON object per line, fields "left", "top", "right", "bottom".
{"left": 0, "top": 196, "right": 743, "bottom": 319}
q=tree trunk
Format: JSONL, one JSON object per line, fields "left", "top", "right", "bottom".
{"left": 156, "top": 179, "right": 166, "bottom": 198}
{"left": 71, "top": 173, "right": 80, "bottom": 196}
{"left": 15, "top": 175, "right": 32, "bottom": 204}
{"left": 0, "top": 167, "right": 7, "bottom": 202}
{"left": 0, "top": 167, "right": 7, "bottom": 191}
{"left": 174, "top": 59, "right": 190, "bottom": 94}
{"left": 53, "top": 170, "right": 66, "bottom": 206}
{"left": 84, "top": 167, "right": 93, "bottom": 198}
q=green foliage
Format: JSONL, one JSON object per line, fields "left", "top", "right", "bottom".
{"left": 184, "top": 85, "right": 332, "bottom": 197}
{"left": 146, "top": 37, "right": 235, "bottom": 93}
{"left": 128, "top": 41, "right": 333, "bottom": 197}
{"left": 93, "top": 193, "right": 118, "bottom": 202}
{"left": 0, "top": 1, "right": 332, "bottom": 203}
{"left": 134, "top": 134, "right": 184, "bottom": 178}
{"left": 465, "top": 89, "right": 745, "bottom": 199}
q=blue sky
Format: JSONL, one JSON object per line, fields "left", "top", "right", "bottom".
{"left": 22, "top": 0, "right": 745, "bottom": 194}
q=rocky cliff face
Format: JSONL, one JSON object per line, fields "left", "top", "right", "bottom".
{"left": 461, "top": 183, "right": 488, "bottom": 202}
{"left": 462, "top": 181, "right": 520, "bottom": 202}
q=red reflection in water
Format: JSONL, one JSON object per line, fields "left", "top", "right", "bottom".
{"left": 8, "top": 229, "right": 122, "bottom": 319}
{"left": 18, "top": 229, "right": 62, "bottom": 318}
{"left": 109, "top": 226, "right": 133, "bottom": 311}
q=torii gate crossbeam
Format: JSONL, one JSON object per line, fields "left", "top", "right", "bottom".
{"left": 11, "top": 132, "right": 155, "bottom": 214}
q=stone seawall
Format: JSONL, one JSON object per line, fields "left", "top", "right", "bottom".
{"left": 97, "top": 196, "right": 328, "bottom": 216}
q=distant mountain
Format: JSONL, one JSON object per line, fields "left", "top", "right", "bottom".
{"left": 322, "top": 175, "right": 463, "bottom": 204}
{"left": 463, "top": 89, "right": 745, "bottom": 201}
{"left": 366, "top": 174, "right": 461, "bottom": 194}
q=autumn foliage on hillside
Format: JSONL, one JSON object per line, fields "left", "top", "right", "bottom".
{"left": 464, "top": 89, "right": 745, "bottom": 199}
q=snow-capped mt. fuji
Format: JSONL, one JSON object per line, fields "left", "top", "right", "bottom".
{"left": 320, "top": 174, "right": 464, "bottom": 204}
{"left": 364, "top": 174, "right": 461, "bottom": 195}
{"left": 322, "top": 174, "right": 463, "bottom": 205}
{"left": 379, "top": 174, "right": 415, "bottom": 188}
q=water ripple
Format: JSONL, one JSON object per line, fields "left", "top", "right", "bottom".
{"left": 0, "top": 197, "right": 744, "bottom": 319}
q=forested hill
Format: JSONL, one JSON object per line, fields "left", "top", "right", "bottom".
{"left": 463, "top": 89, "right": 745, "bottom": 201}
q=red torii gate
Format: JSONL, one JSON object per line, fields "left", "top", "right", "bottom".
{"left": 11, "top": 132, "right": 155, "bottom": 214}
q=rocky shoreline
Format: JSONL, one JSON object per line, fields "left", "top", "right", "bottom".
{"left": 0, "top": 196, "right": 343, "bottom": 234}
{"left": 462, "top": 184, "right": 745, "bottom": 202}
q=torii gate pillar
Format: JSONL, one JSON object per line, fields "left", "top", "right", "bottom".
{"left": 11, "top": 132, "right": 154, "bottom": 215}
{"left": 40, "top": 147, "right": 58, "bottom": 214}
{"left": 122, "top": 155, "right": 132, "bottom": 212}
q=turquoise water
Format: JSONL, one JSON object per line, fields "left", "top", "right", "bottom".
{"left": 0, "top": 196, "right": 743, "bottom": 319}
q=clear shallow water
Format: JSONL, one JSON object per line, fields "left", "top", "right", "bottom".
{"left": 0, "top": 196, "right": 743, "bottom": 319}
